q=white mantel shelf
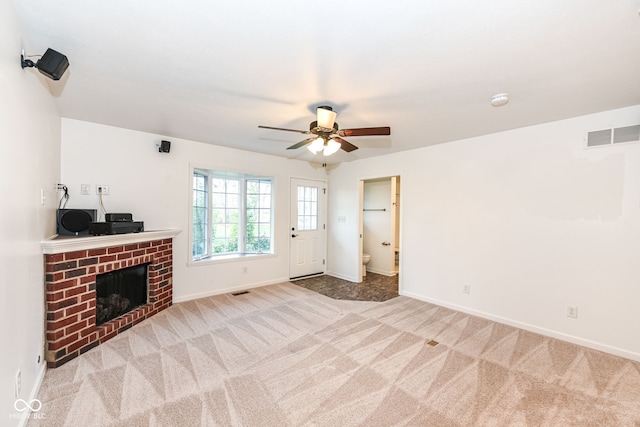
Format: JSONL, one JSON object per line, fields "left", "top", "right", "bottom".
{"left": 41, "top": 229, "right": 181, "bottom": 254}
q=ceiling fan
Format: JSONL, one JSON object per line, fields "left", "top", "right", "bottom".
{"left": 258, "top": 106, "right": 390, "bottom": 156}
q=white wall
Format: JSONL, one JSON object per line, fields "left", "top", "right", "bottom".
{"left": 61, "top": 119, "right": 326, "bottom": 302}
{"left": 1, "top": 1, "right": 62, "bottom": 423}
{"left": 328, "top": 105, "right": 640, "bottom": 361}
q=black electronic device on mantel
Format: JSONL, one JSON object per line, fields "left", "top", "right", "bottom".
{"left": 105, "top": 213, "right": 133, "bottom": 222}
{"left": 57, "top": 209, "right": 97, "bottom": 235}
{"left": 89, "top": 221, "right": 144, "bottom": 235}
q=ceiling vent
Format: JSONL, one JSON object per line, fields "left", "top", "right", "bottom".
{"left": 587, "top": 125, "right": 640, "bottom": 147}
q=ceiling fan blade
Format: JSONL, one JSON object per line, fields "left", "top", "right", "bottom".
{"left": 287, "top": 137, "right": 318, "bottom": 150}
{"left": 338, "top": 127, "right": 391, "bottom": 137}
{"left": 333, "top": 136, "right": 358, "bottom": 152}
{"left": 258, "top": 125, "right": 311, "bottom": 134}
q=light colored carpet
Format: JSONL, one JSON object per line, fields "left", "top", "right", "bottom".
{"left": 29, "top": 282, "right": 640, "bottom": 426}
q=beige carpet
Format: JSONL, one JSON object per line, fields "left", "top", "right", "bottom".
{"left": 30, "top": 282, "right": 640, "bottom": 426}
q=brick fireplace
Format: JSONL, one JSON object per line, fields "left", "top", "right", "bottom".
{"left": 42, "top": 229, "right": 180, "bottom": 368}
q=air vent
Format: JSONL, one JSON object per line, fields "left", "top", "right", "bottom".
{"left": 587, "top": 129, "right": 612, "bottom": 147}
{"left": 231, "top": 290, "right": 250, "bottom": 296}
{"left": 613, "top": 125, "right": 640, "bottom": 144}
{"left": 587, "top": 125, "right": 640, "bottom": 148}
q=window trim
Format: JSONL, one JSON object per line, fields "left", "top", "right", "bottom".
{"left": 188, "top": 163, "right": 276, "bottom": 265}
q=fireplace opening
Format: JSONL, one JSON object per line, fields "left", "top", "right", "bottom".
{"left": 96, "top": 263, "right": 149, "bottom": 326}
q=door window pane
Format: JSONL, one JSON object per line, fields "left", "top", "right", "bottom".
{"left": 297, "top": 186, "right": 318, "bottom": 231}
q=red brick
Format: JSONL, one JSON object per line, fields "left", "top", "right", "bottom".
{"left": 88, "top": 248, "right": 107, "bottom": 256}
{"left": 48, "top": 297, "right": 78, "bottom": 312}
{"left": 80, "top": 292, "right": 95, "bottom": 302}
{"left": 45, "top": 253, "right": 64, "bottom": 263}
{"left": 117, "top": 252, "right": 133, "bottom": 260}
{"left": 99, "top": 255, "right": 117, "bottom": 263}
{"left": 125, "top": 244, "right": 138, "bottom": 251}
{"left": 48, "top": 279, "right": 79, "bottom": 292}
{"left": 47, "top": 330, "right": 65, "bottom": 342}
{"left": 108, "top": 246, "right": 124, "bottom": 254}
{"left": 64, "top": 286, "right": 86, "bottom": 299}
{"left": 65, "top": 250, "right": 88, "bottom": 261}
{"left": 68, "top": 337, "right": 89, "bottom": 353}
{"left": 99, "top": 330, "right": 118, "bottom": 343}
{"left": 47, "top": 315, "right": 78, "bottom": 332}
{"left": 79, "top": 257, "right": 99, "bottom": 266}
{"left": 80, "top": 275, "right": 96, "bottom": 285}
{"left": 49, "top": 333, "right": 79, "bottom": 351}
{"left": 65, "top": 319, "right": 88, "bottom": 335}
{"left": 45, "top": 272, "right": 65, "bottom": 282}
{"left": 53, "top": 260, "right": 78, "bottom": 272}
{"left": 65, "top": 268, "right": 87, "bottom": 279}
{"left": 46, "top": 290, "right": 64, "bottom": 301}
{"left": 80, "top": 307, "right": 95, "bottom": 321}
{"left": 79, "top": 324, "right": 96, "bottom": 337}
{"left": 65, "top": 302, "right": 88, "bottom": 317}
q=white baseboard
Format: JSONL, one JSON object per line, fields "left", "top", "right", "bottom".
{"left": 401, "top": 290, "right": 640, "bottom": 363}
{"left": 172, "top": 276, "right": 290, "bottom": 303}
{"left": 366, "top": 267, "right": 396, "bottom": 277}
{"left": 15, "top": 362, "right": 46, "bottom": 427}
{"left": 325, "top": 270, "right": 360, "bottom": 283}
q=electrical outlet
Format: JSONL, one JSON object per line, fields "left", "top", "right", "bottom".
{"left": 463, "top": 284, "right": 470, "bottom": 294}
{"left": 81, "top": 184, "right": 91, "bottom": 195}
{"left": 567, "top": 306, "right": 578, "bottom": 318}
{"left": 15, "top": 370, "right": 21, "bottom": 398}
{"left": 97, "top": 185, "right": 109, "bottom": 195}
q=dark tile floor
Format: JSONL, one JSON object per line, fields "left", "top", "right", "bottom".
{"left": 291, "top": 272, "right": 399, "bottom": 302}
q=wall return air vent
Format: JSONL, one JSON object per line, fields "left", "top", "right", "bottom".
{"left": 587, "top": 125, "right": 640, "bottom": 147}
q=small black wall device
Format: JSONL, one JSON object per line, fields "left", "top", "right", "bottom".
{"left": 159, "top": 140, "right": 171, "bottom": 153}
{"left": 56, "top": 209, "right": 97, "bottom": 236}
{"left": 36, "top": 48, "right": 69, "bottom": 81}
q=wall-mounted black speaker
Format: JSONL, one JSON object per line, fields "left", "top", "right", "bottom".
{"left": 159, "top": 140, "right": 171, "bottom": 153}
{"left": 36, "top": 48, "right": 69, "bottom": 81}
{"left": 56, "top": 209, "right": 97, "bottom": 236}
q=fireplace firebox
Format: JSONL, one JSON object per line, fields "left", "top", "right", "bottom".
{"left": 96, "top": 263, "right": 149, "bottom": 326}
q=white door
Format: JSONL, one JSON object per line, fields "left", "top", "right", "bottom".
{"left": 290, "top": 178, "right": 326, "bottom": 279}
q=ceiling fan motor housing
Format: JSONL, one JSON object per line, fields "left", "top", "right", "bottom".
{"left": 310, "top": 120, "right": 339, "bottom": 135}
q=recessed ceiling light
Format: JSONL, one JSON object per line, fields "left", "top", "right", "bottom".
{"left": 490, "top": 93, "right": 509, "bottom": 107}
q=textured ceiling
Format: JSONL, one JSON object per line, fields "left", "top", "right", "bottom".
{"left": 11, "top": 0, "right": 640, "bottom": 164}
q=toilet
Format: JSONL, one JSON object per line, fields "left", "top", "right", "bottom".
{"left": 362, "top": 253, "right": 371, "bottom": 277}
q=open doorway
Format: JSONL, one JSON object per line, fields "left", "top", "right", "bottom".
{"left": 359, "top": 176, "right": 400, "bottom": 289}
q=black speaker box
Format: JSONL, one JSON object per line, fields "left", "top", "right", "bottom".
{"left": 37, "top": 48, "right": 69, "bottom": 81}
{"left": 56, "top": 209, "right": 97, "bottom": 236}
{"left": 159, "top": 140, "right": 171, "bottom": 153}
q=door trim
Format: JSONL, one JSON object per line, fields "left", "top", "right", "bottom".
{"left": 289, "top": 177, "right": 327, "bottom": 280}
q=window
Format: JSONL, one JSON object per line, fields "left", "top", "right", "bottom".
{"left": 192, "top": 168, "right": 273, "bottom": 261}
{"left": 297, "top": 186, "right": 318, "bottom": 230}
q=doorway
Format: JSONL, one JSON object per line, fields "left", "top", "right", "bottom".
{"left": 360, "top": 176, "right": 400, "bottom": 280}
{"left": 289, "top": 178, "right": 327, "bottom": 279}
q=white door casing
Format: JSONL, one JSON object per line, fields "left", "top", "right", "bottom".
{"left": 289, "top": 178, "right": 326, "bottom": 279}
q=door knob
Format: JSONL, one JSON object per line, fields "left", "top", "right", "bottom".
{"left": 382, "top": 241, "right": 391, "bottom": 246}
{"left": 292, "top": 234, "right": 299, "bottom": 238}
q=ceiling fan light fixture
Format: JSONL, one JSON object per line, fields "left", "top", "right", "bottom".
{"left": 323, "top": 139, "right": 341, "bottom": 156}
{"left": 317, "top": 106, "right": 337, "bottom": 130}
{"left": 307, "top": 137, "right": 325, "bottom": 154}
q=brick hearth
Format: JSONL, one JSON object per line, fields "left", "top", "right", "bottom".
{"left": 42, "top": 230, "right": 179, "bottom": 368}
